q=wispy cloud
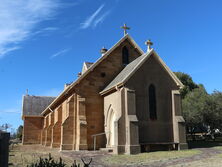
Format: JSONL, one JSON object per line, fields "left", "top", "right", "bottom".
{"left": 32, "top": 27, "right": 59, "bottom": 36}
{"left": 0, "top": 109, "right": 21, "bottom": 114}
{"left": 50, "top": 48, "right": 71, "bottom": 59}
{"left": 80, "top": 4, "right": 110, "bottom": 29}
{"left": 0, "top": 47, "right": 21, "bottom": 57}
{"left": 93, "top": 11, "right": 111, "bottom": 28}
{"left": 0, "top": 0, "right": 61, "bottom": 58}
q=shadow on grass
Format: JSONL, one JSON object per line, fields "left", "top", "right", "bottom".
{"left": 188, "top": 140, "right": 222, "bottom": 149}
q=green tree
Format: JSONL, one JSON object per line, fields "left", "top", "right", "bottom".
{"left": 182, "top": 85, "right": 222, "bottom": 134}
{"left": 209, "top": 91, "right": 222, "bottom": 129}
{"left": 16, "top": 125, "right": 23, "bottom": 140}
{"left": 174, "top": 72, "right": 199, "bottom": 98}
{"left": 182, "top": 86, "right": 209, "bottom": 127}
{"left": 175, "top": 72, "right": 222, "bottom": 138}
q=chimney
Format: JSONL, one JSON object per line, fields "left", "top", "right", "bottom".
{"left": 100, "top": 47, "right": 108, "bottom": 56}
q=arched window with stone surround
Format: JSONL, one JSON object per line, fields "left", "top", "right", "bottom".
{"left": 122, "top": 46, "right": 129, "bottom": 65}
{"left": 149, "top": 84, "right": 157, "bottom": 120}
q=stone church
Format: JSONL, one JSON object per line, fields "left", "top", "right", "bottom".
{"left": 22, "top": 28, "right": 187, "bottom": 154}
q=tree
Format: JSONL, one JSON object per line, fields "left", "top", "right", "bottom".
{"left": 182, "top": 86, "right": 209, "bottom": 127}
{"left": 175, "top": 72, "right": 222, "bottom": 139}
{"left": 0, "top": 123, "right": 12, "bottom": 132}
{"left": 16, "top": 125, "right": 23, "bottom": 140}
{"left": 208, "top": 91, "right": 222, "bottom": 129}
{"left": 174, "top": 72, "right": 199, "bottom": 98}
{"left": 182, "top": 85, "right": 222, "bottom": 134}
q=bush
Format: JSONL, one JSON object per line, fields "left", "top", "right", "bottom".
{"left": 27, "top": 153, "right": 81, "bottom": 167}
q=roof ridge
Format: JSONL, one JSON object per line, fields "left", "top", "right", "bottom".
{"left": 100, "top": 49, "right": 184, "bottom": 95}
{"left": 41, "top": 34, "right": 144, "bottom": 116}
{"left": 100, "top": 50, "right": 153, "bottom": 94}
{"left": 23, "top": 95, "right": 57, "bottom": 98}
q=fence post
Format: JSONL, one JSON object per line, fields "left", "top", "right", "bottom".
{"left": 0, "top": 132, "right": 10, "bottom": 167}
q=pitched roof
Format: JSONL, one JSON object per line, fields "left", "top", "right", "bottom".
{"left": 101, "top": 53, "right": 148, "bottom": 93}
{"left": 41, "top": 34, "right": 144, "bottom": 116}
{"left": 22, "top": 95, "right": 56, "bottom": 117}
{"left": 100, "top": 49, "right": 183, "bottom": 95}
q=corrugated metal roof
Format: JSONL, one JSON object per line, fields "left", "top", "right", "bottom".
{"left": 22, "top": 95, "right": 56, "bottom": 116}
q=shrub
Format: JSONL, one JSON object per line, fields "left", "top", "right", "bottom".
{"left": 27, "top": 153, "right": 81, "bottom": 167}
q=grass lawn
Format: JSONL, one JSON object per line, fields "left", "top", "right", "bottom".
{"left": 102, "top": 149, "right": 201, "bottom": 166}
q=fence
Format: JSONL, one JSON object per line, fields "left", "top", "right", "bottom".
{"left": 0, "top": 132, "right": 10, "bottom": 167}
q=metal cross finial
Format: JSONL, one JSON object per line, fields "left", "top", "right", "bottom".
{"left": 145, "top": 39, "right": 153, "bottom": 52}
{"left": 121, "top": 23, "right": 130, "bottom": 36}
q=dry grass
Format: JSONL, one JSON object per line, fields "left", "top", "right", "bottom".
{"left": 102, "top": 149, "right": 201, "bottom": 166}
{"left": 171, "top": 154, "right": 222, "bottom": 167}
{"left": 214, "top": 146, "right": 222, "bottom": 150}
{"left": 10, "top": 144, "right": 222, "bottom": 167}
{"left": 9, "top": 144, "right": 75, "bottom": 167}
{"left": 166, "top": 146, "right": 222, "bottom": 167}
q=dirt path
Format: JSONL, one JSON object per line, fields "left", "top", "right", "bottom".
{"left": 62, "top": 148, "right": 222, "bottom": 167}
{"left": 61, "top": 150, "right": 110, "bottom": 167}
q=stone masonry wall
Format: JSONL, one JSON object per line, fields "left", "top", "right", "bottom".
{"left": 73, "top": 39, "right": 142, "bottom": 150}
{"left": 51, "top": 106, "right": 62, "bottom": 148}
{"left": 23, "top": 116, "right": 43, "bottom": 144}
{"left": 41, "top": 38, "right": 142, "bottom": 150}
{"left": 125, "top": 54, "right": 179, "bottom": 143}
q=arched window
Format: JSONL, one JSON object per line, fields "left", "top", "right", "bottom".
{"left": 149, "top": 84, "right": 157, "bottom": 120}
{"left": 122, "top": 46, "right": 129, "bottom": 65}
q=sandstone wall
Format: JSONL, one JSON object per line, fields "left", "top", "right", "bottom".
{"left": 125, "top": 54, "right": 179, "bottom": 143}
{"left": 23, "top": 116, "right": 43, "bottom": 144}
{"left": 74, "top": 39, "right": 142, "bottom": 150}
{"left": 41, "top": 38, "right": 142, "bottom": 150}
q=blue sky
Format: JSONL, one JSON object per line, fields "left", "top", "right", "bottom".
{"left": 0, "top": 0, "right": 222, "bottom": 131}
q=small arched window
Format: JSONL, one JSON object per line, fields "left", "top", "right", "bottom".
{"left": 122, "top": 46, "right": 129, "bottom": 65}
{"left": 149, "top": 84, "right": 157, "bottom": 120}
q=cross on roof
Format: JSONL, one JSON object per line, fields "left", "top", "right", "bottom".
{"left": 145, "top": 39, "right": 153, "bottom": 52}
{"left": 121, "top": 24, "right": 130, "bottom": 36}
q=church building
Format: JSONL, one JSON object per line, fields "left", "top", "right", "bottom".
{"left": 22, "top": 26, "right": 187, "bottom": 154}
